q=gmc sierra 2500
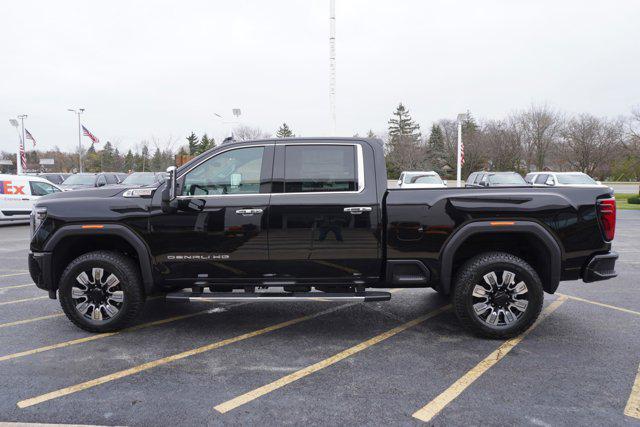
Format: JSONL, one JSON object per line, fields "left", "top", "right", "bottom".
{"left": 28, "top": 138, "right": 618, "bottom": 338}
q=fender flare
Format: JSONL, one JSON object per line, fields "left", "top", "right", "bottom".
{"left": 439, "top": 220, "right": 562, "bottom": 294}
{"left": 44, "top": 224, "right": 155, "bottom": 292}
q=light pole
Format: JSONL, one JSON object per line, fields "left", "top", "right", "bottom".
{"left": 456, "top": 113, "right": 466, "bottom": 187}
{"left": 329, "top": 0, "right": 336, "bottom": 136}
{"left": 68, "top": 108, "right": 85, "bottom": 172}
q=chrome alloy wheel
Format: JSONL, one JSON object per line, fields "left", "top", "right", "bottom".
{"left": 71, "top": 267, "right": 124, "bottom": 322}
{"left": 471, "top": 270, "right": 529, "bottom": 327}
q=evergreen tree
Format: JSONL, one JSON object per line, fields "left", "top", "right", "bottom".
{"left": 186, "top": 132, "right": 199, "bottom": 155}
{"left": 140, "top": 144, "right": 150, "bottom": 171}
{"left": 124, "top": 149, "right": 135, "bottom": 172}
{"left": 151, "top": 147, "right": 163, "bottom": 171}
{"left": 101, "top": 141, "right": 116, "bottom": 171}
{"left": 366, "top": 129, "right": 377, "bottom": 138}
{"left": 276, "top": 123, "right": 294, "bottom": 138}
{"left": 199, "top": 133, "right": 215, "bottom": 154}
{"left": 428, "top": 124, "right": 444, "bottom": 150}
{"left": 386, "top": 103, "right": 427, "bottom": 176}
{"left": 388, "top": 103, "right": 421, "bottom": 144}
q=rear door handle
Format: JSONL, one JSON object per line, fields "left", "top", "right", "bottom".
{"left": 235, "top": 208, "right": 264, "bottom": 216}
{"left": 344, "top": 207, "right": 372, "bottom": 215}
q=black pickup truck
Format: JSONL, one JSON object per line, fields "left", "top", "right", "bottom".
{"left": 28, "top": 138, "right": 618, "bottom": 338}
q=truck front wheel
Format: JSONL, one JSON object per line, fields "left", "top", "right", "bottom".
{"left": 452, "top": 252, "right": 543, "bottom": 339}
{"left": 59, "top": 251, "right": 145, "bottom": 332}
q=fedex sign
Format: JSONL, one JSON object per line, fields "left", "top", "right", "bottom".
{"left": 0, "top": 181, "right": 26, "bottom": 195}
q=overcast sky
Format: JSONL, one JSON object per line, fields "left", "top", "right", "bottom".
{"left": 1, "top": 0, "right": 639, "bottom": 154}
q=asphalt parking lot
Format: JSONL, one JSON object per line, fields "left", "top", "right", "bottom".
{"left": 0, "top": 214, "right": 639, "bottom": 426}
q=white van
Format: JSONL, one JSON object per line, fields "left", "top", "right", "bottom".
{"left": 0, "top": 174, "right": 62, "bottom": 223}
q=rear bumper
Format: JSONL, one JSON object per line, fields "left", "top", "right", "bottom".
{"left": 29, "top": 251, "right": 56, "bottom": 298}
{"left": 583, "top": 251, "right": 618, "bottom": 283}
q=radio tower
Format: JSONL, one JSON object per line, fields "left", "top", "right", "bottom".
{"left": 329, "top": 0, "right": 336, "bottom": 135}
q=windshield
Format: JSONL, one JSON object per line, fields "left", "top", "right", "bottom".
{"left": 488, "top": 173, "right": 527, "bottom": 185}
{"left": 404, "top": 173, "right": 441, "bottom": 184}
{"left": 62, "top": 174, "right": 96, "bottom": 185}
{"left": 556, "top": 173, "right": 597, "bottom": 185}
{"left": 122, "top": 173, "right": 157, "bottom": 186}
{"left": 405, "top": 174, "right": 442, "bottom": 184}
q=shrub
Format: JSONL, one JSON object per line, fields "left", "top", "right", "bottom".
{"left": 628, "top": 197, "right": 640, "bottom": 204}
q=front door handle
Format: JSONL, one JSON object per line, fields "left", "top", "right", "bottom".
{"left": 235, "top": 208, "right": 264, "bottom": 216}
{"left": 344, "top": 207, "right": 372, "bottom": 215}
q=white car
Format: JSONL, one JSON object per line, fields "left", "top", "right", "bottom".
{"left": 0, "top": 174, "right": 62, "bottom": 223}
{"left": 398, "top": 171, "right": 447, "bottom": 189}
{"left": 524, "top": 172, "right": 603, "bottom": 187}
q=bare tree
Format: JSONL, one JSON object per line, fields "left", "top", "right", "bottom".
{"left": 516, "top": 104, "right": 563, "bottom": 171}
{"left": 559, "top": 114, "right": 623, "bottom": 177}
{"left": 482, "top": 119, "right": 523, "bottom": 172}
{"left": 233, "top": 125, "right": 271, "bottom": 141}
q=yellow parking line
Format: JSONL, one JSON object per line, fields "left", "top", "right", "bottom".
{"left": 0, "top": 283, "right": 34, "bottom": 290}
{"left": 0, "top": 313, "right": 64, "bottom": 329}
{"left": 0, "top": 296, "right": 48, "bottom": 306}
{"left": 0, "top": 272, "right": 30, "bottom": 278}
{"left": 0, "top": 306, "right": 233, "bottom": 363}
{"left": 412, "top": 296, "right": 567, "bottom": 423}
{"left": 626, "top": 363, "right": 640, "bottom": 419}
{"left": 213, "top": 304, "right": 451, "bottom": 414}
{"left": 17, "top": 303, "right": 355, "bottom": 408}
{"left": 557, "top": 293, "right": 640, "bottom": 317}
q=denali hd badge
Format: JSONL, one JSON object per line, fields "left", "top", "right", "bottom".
{"left": 165, "top": 254, "right": 230, "bottom": 261}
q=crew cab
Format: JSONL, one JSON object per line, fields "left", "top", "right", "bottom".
{"left": 28, "top": 138, "right": 618, "bottom": 338}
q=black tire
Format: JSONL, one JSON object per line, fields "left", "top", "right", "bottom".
{"left": 59, "top": 251, "right": 145, "bottom": 332}
{"left": 453, "top": 252, "right": 543, "bottom": 339}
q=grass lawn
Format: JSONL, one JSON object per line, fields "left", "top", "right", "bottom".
{"left": 614, "top": 193, "right": 640, "bottom": 210}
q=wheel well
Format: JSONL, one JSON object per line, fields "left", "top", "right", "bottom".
{"left": 450, "top": 232, "right": 554, "bottom": 293}
{"left": 51, "top": 235, "right": 140, "bottom": 291}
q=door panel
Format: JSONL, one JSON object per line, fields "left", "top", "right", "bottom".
{"left": 147, "top": 144, "right": 273, "bottom": 286}
{"left": 268, "top": 142, "right": 382, "bottom": 284}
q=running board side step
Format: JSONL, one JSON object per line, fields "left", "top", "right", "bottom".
{"left": 165, "top": 291, "right": 391, "bottom": 303}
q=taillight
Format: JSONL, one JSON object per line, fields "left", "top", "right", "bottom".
{"left": 597, "top": 198, "right": 616, "bottom": 241}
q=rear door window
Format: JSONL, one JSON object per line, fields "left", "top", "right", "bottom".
{"left": 284, "top": 145, "right": 357, "bottom": 193}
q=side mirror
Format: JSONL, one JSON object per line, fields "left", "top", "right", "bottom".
{"left": 397, "top": 180, "right": 402, "bottom": 186}
{"left": 161, "top": 166, "right": 178, "bottom": 213}
{"left": 97, "top": 181, "right": 105, "bottom": 187}
{"left": 442, "top": 180, "right": 448, "bottom": 186}
{"left": 546, "top": 178, "right": 554, "bottom": 186}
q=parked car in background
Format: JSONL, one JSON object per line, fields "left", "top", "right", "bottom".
{"left": 0, "top": 174, "right": 61, "bottom": 223}
{"left": 466, "top": 171, "right": 529, "bottom": 188}
{"left": 118, "top": 172, "right": 167, "bottom": 187}
{"left": 397, "top": 171, "right": 447, "bottom": 188}
{"left": 59, "top": 172, "right": 121, "bottom": 191}
{"left": 524, "top": 172, "right": 603, "bottom": 187}
{"left": 36, "top": 173, "right": 67, "bottom": 185}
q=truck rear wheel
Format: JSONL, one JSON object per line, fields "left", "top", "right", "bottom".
{"left": 452, "top": 252, "right": 543, "bottom": 339}
{"left": 59, "top": 251, "right": 145, "bottom": 332}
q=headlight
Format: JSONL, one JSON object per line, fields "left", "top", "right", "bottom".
{"left": 123, "top": 188, "right": 156, "bottom": 198}
{"left": 30, "top": 207, "right": 47, "bottom": 238}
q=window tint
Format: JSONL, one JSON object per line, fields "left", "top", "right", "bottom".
{"left": 284, "top": 145, "right": 357, "bottom": 193}
{"left": 556, "top": 174, "right": 597, "bottom": 184}
{"left": 476, "top": 174, "right": 485, "bottom": 184}
{"left": 30, "top": 181, "right": 60, "bottom": 196}
{"left": 534, "top": 174, "right": 548, "bottom": 184}
{"left": 183, "top": 146, "right": 264, "bottom": 196}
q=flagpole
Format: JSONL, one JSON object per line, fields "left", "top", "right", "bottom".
{"left": 18, "top": 115, "right": 27, "bottom": 174}
{"left": 68, "top": 108, "right": 85, "bottom": 173}
{"left": 456, "top": 113, "right": 466, "bottom": 188}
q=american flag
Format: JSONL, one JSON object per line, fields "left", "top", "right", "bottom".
{"left": 19, "top": 140, "right": 27, "bottom": 171}
{"left": 82, "top": 125, "right": 100, "bottom": 144}
{"left": 25, "top": 129, "right": 36, "bottom": 147}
